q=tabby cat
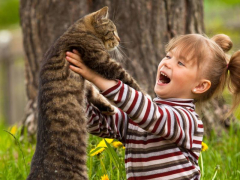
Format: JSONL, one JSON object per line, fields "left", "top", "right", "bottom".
{"left": 27, "top": 6, "right": 143, "bottom": 180}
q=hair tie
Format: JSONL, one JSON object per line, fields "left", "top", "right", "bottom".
{"left": 227, "top": 63, "right": 229, "bottom": 69}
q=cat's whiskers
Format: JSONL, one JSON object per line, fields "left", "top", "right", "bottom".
{"left": 116, "top": 46, "right": 128, "bottom": 62}
{"left": 119, "top": 41, "right": 133, "bottom": 44}
{"left": 118, "top": 44, "right": 128, "bottom": 50}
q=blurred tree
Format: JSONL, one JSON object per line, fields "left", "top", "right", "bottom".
{"left": 20, "top": 0, "right": 236, "bottom": 138}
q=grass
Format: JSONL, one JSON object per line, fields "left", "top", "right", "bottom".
{"left": 200, "top": 127, "right": 240, "bottom": 180}
{"left": 0, "top": 120, "right": 240, "bottom": 180}
{"left": 0, "top": 121, "right": 125, "bottom": 180}
{"left": 0, "top": 122, "right": 34, "bottom": 179}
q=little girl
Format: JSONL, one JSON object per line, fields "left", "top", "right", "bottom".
{"left": 66, "top": 34, "right": 240, "bottom": 180}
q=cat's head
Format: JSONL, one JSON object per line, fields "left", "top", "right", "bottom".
{"left": 86, "top": 7, "right": 120, "bottom": 51}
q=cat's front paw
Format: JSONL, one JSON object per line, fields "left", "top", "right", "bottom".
{"left": 101, "top": 105, "right": 116, "bottom": 115}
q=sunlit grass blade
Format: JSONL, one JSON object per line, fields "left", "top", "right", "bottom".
{"left": 211, "top": 165, "right": 220, "bottom": 180}
{"left": 103, "top": 139, "right": 124, "bottom": 180}
{"left": 3, "top": 129, "right": 27, "bottom": 172}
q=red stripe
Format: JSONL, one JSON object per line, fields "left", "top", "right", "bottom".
{"left": 126, "top": 90, "right": 139, "bottom": 114}
{"left": 88, "top": 114, "right": 96, "bottom": 124}
{"left": 155, "top": 100, "right": 193, "bottom": 107}
{"left": 115, "top": 111, "right": 119, "bottom": 135}
{"left": 198, "top": 124, "right": 203, "bottom": 128}
{"left": 127, "top": 165, "right": 196, "bottom": 180}
{"left": 102, "top": 80, "right": 121, "bottom": 96}
{"left": 116, "top": 83, "right": 125, "bottom": 103}
{"left": 86, "top": 104, "right": 90, "bottom": 112}
{"left": 138, "top": 98, "right": 151, "bottom": 126}
{"left": 152, "top": 107, "right": 164, "bottom": 133}
{"left": 182, "top": 109, "right": 192, "bottom": 149}
{"left": 189, "top": 150, "right": 199, "bottom": 160}
{"left": 193, "top": 140, "right": 202, "bottom": 145}
{"left": 188, "top": 108, "right": 194, "bottom": 112}
{"left": 125, "top": 151, "right": 182, "bottom": 163}
{"left": 127, "top": 137, "right": 164, "bottom": 145}
{"left": 165, "top": 109, "right": 171, "bottom": 138}
{"left": 175, "top": 112, "right": 183, "bottom": 145}
{"left": 129, "top": 119, "right": 138, "bottom": 126}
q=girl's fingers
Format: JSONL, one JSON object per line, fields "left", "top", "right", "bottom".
{"left": 73, "top": 49, "right": 80, "bottom": 55}
{"left": 66, "top": 51, "right": 81, "bottom": 61}
{"left": 69, "top": 65, "right": 82, "bottom": 73}
{"left": 66, "top": 56, "right": 82, "bottom": 68}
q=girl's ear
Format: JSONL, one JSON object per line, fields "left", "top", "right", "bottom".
{"left": 95, "top": 6, "right": 109, "bottom": 22}
{"left": 192, "top": 80, "right": 211, "bottom": 94}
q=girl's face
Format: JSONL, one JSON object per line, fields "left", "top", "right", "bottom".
{"left": 154, "top": 50, "right": 200, "bottom": 99}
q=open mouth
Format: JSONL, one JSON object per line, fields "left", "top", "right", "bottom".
{"left": 159, "top": 72, "right": 171, "bottom": 84}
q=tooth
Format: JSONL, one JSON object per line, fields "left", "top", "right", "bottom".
{"left": 161, "top": 72, "right": 167, "bottom": 76}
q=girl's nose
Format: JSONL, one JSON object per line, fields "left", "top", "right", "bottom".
{"left": 163, "top": 60, "right": 171, "bottom": 69}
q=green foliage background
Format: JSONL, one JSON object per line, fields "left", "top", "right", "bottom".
{"left": 0, "top": 0, "right": 19, "bottom": 29}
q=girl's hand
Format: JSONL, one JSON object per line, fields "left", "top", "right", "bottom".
{"left": 66, "top": 50, "right": 99, "bottom": 82}
{"left": 66, "top": 49, "right": 117, "bottom": 91}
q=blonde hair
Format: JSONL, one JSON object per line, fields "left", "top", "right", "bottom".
{"left": 166, "top": 34, "right": 240, "bottom": 115}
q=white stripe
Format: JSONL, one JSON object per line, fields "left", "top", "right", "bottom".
{"left": 123, "top": 88, "right": 136, "bottom": 113}
{"left": 127, "top": 162, "right": 194, "bottom": 178}
{"left": 150, "top": 169, "right": 199, "bottom": 180}
{"left": 141, "top": 97, "right": 155, "bottom": 128}
{"left": 154, "top": 106, "right": 167, "bottom": 135}
{"left": 164, "top": 105, "right": 175, "bottom": 139}
{"left": 198, "top": 127, "right": 204, "bottom": 133}
{"left": 171, "top": 108, "right": 183, "bottom": 144}
{"left": 116, "top": 83, "right": 128, "bottom": 107}
{"left": 178, "top": 107, "right": 191, "bottom": 149}
{"left": 126, "top": 153, "right": 186, "bottom": 168}
{"left": 193, "top": 136, "right": 203, "bottom": 141}
{"left": 133, "top": 96, "right": 149, "bottom": 124}
{"left": 105, "top": 81, "right": 122, "bottom": 97}
{"left": 87, "top": 126, "right": 99, "bottom": 132}
{"left": 125, "top": 147, "right": 180, "bottom": 159}
{"left": 129, "top": 91, "right": 143, "bottom": 117}
{"left": 192, "top": 143, "right": 202, "bottom": 149}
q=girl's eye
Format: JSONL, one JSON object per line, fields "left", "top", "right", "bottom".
{"left": 178, "top": 61, "right": 185, "bottom": 66}
{"left": 166, "top": 55, "right": 171, "bottom": 59}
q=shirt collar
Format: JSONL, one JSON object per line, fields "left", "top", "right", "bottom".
{"left": 153, "top": 97, "right": 195, "bottom": 109}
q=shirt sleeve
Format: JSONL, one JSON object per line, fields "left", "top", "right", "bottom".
{"left": 86, "top": 102, "right": 128, "bottom": 143}
{"left": 102, "top": 80, "right": 200, "bottom": 150}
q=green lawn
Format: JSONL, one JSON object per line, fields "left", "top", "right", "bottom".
{"left": 0, "top": 120, "right": 239, "bottom": 180}
{"left": 0, "top": 121, "right": 125, "bottom": 180}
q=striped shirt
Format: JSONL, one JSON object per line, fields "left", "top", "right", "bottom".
{"left": 87, "top": 80, "right": 203, "bottom": 180}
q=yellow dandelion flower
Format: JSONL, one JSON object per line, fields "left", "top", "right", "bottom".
{"left": 10, "top": 125, "right": 18, "bottom": 135}
{"left": 90, "top": 147, "right": 105, "bottom": 156}
{"left": 101, "top": 174, "right": 109, "bottom": 180}
{"left": 201, "top": 142, "right": 208, "bottom": 151}
{"left": 112, "top": 141, "right": 124, "bottom": 148}
{"left": 97, "top": 138, "right": 114, "bottom": 148}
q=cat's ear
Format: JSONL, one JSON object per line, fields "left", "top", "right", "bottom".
{"left": 95, "top": 6, "right": 109, "bottom": 22}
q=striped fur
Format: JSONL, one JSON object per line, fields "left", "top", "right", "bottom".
{"left": 27, "top": 7, "right": 142, "bottom": 180}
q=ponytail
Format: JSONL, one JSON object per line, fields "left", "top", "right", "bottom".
{"left": 227, "top": 51, "right": 240, "bottom": 113}
{"left": 211, "top": 34, "right": 240, "bottom": 115}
